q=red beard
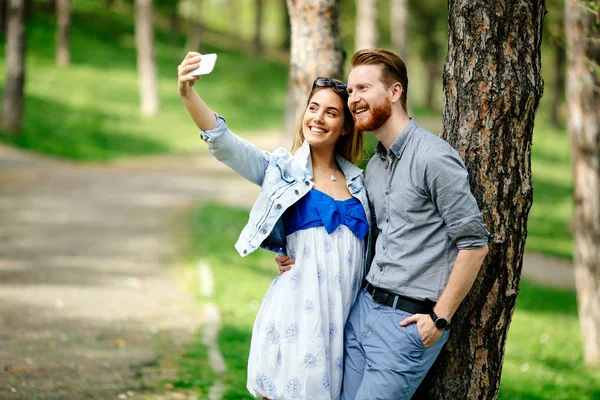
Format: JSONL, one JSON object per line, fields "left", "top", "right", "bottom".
{"left": 353, "top": 97, "right": 392, "bottom": 132}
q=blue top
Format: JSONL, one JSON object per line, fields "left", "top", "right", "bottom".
{"left": 283, "top": 189, "right": 369, "bottom": 239}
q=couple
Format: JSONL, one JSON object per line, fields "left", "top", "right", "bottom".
{"left": 177, "top": 48, "right": 489, "bottom": 400}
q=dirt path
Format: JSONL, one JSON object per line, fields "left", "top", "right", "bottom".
{"left": 0, "top": 134, "right": 575, "bottom": 399}
{"left": 0, "top": 138, "right": 277, "bottom": 399}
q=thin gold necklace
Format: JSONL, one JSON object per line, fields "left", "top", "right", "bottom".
{"left": 314, "top": 164, "right": 337, "bottom": 181}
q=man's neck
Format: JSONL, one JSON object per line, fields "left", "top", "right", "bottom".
{"left": 374, "top": 111, "right": 412, "bottom": 151}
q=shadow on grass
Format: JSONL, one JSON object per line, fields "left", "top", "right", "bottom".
{"left": 0, "top": 95, "right": 168, "bottom": 161}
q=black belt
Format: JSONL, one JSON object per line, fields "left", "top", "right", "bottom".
{"left": 364, "top": 282, "right": 434, "bottom": 315}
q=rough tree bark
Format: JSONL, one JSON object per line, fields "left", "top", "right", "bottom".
{"left": 285, "top": 0, "right": 344, "bottom": 138}
{"left": 390, "top": 0, "right": 408, "bottom": 58}
{"left": 55, "top": 0, "right": 70, "bottom": 67}
{"left": 1, "top": 0, "right": 26, "bottom": 134}
{"left": 414, "top": 1, "right": 545, "bottom": 398}
{"left": 134, "top": 0, "right": 159, "bottom": 116}
{"left": 355, "top": 0, "right": 378, "bottom": 50}
{"left": 566, "top": 0, "right": 600, "bottom": 368}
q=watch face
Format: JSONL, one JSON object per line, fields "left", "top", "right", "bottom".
{"left": 435, "top": 318, "right": 449, "bottom": 330}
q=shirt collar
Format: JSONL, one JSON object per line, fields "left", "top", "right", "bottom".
{"left": 375, "top": 118, "right": 418, "bottom": 160}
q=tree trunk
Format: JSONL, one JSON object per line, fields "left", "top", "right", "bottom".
{"left": 414, "top": 1, "right": 545, "bottom": 398}
{"left": 227, "top": 0, "right": 240, "bottom": 39}
{"left": 167, "top": 0, "right": 180, "bottom": 45}
{"left": 55, "top": 0, "right": 70, "bottom": 67}
{"left": 185, "top": 0, "right": 203, "bottom": 51}
{"left": 389, "top": 0, "right": 407, "bottom": 58}
{"left": 281, "top": 0, "right": 291, "bottom": 50}
{"left": 552, "top": 40, "right": 566, "bottom": 127}
{"left": 355, "top": 0, "right": 378, "bottom": 50}
{"left": 1, "top": 0, "right": 26, "bottom": 134}
{"left": 0, "top": 0, "right": 8, "bottom": 35}
{"left": 134, "top": 0, "right": 159, "bottom": 116}
{"left": 425, "top": 60, "right": 438, "bottom": 110}
{"left": 285, "top": 0, "right": 344, "bottom": 139}
{"left": 566, "top": 0, "right": 600, "bottom": 368}
{"left": 254, "top": 0, "right": 263, "bottom": 54}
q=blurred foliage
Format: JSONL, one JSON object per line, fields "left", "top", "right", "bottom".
{"left": 0, "top": 0, "right": 288, "bottom": 160}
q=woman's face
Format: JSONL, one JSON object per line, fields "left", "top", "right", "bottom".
{"left": 301, "top": 88, "right": 348, "bottom": 150}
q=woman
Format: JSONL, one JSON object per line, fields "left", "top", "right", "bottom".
{"left": 178, "top": 52, "right": 370, "bottom": 400}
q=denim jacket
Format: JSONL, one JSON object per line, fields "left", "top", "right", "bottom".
{"left": 200, "top": 114, "right": 372, "bottom": 263}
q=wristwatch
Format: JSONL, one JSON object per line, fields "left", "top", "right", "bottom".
{"left": 430, "top": 311, "right": 450, "bottom": 330}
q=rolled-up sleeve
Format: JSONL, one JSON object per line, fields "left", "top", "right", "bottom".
{"left": 423, "top": 146, "right": 490, "bottom": 249}
{"left": 199, "top": 113, "right": 227, "bottom": 142}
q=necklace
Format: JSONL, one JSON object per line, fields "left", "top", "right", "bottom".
{"left": 314, "top": 164, "right": 337, "bottom": 181}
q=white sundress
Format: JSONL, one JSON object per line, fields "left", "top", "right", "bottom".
{"left": 246, "top": 189, "right": 367, "bottom": 400}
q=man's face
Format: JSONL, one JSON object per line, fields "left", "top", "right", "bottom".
{"left": 347, "top": 65, "right": 393, "bottom": 132}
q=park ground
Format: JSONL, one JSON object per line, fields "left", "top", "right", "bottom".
{"left": 1, "top": 134, "right": 598, "bottom": 399}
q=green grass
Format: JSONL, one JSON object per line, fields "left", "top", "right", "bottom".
{"left": 499, "top": 280, "right": 600, "bottom": 399}
{"left": 175, "top": 203, "right": 599, "bottom": 400}
{"left": 177, "top": 203, "right": 275, "bottom": 399}
{"left": 526, "top": 119, "right": 573, "bottom": 259}
{"left": 0, "top": 0, "right": 288, "bottom": 161}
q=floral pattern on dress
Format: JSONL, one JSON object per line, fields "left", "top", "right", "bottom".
{"left": 246, "top": 221, "right": 365, "bottom": 400}
{"left": 304, "top": 353, "right": 317, "bottom": 369}
{"left": 286, "top": 378, "right": 302, "bottom": 399}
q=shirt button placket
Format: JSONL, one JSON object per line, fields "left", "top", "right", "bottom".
{"left": 383, "top": 158, "right": 392, "bottom": 257}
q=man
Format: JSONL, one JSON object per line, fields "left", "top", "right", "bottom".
{"left": 278, "top": 48, "right": 489, "bottom": 399}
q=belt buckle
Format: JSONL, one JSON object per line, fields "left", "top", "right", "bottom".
{"left": 373, "top": 290, "right": 389, "bottom": 305}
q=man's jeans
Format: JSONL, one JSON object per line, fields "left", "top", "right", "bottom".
{"left": 341, "top": 289, "right": 450, "bottom": 400}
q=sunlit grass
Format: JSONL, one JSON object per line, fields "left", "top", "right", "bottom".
{"left": 499, "top": 280, "right": 600, "bottom": 399}
{"left": 526, "top": 120, "right": 573, "bottom": 259}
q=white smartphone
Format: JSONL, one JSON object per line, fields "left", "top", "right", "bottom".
{"left": 187, "top": 53, "right": 218, "bottom": 76}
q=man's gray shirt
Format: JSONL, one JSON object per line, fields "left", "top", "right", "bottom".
{"left": 365, "top": 119, "right": 489, "bottom": 302}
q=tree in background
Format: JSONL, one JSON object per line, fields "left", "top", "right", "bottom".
{"left": 55, "top": 0, "right": 70, "bottom": 67}
{"left": 414, "top": 1, "right": 545, "bottom": 397}
{"left": 409, "top": 0, "right": 447, "bottom": 110}
{"left": 355, "top": 0, "right": 378, "bottom": 50}
{"left": 254, "top": 0, "right": 263, "bottom": 54}
{"left": 227, "top": 0, "right": 240, "bottom": 39}
{"left": 566, "top": 0, "right": 600, "bottom": 368}
{"left": 134, "top": 0, "right": 159, "bottom": 116}
{"left": 281, "top": 0, "right": 291, "bottom": 50}
{"left": 546, "top": 0, "right": 566, "bottom": 127}
{"left": 183, "top": 0, "right": 204, "bottom": 52}
{"left": 1, "top": 0, "right": 26, "bottom": 134}
{"left": 0, "top": 0, "right": 7, "bottom": 34}
{"left": 389, "top": 0, "right": 407, "bottom": 58}
{"left": 285, "top": 0, "right": 344, "bottom": 137}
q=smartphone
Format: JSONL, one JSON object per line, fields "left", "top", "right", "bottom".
{"left": 187, "top": 53, "right": 218, "bottom": 76}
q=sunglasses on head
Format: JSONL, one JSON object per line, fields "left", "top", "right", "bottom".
{"left": 313, "top": 77, "right": 348, "bottom": 97}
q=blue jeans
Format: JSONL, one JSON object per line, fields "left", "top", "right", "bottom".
{"left": 341, "top": 289, "right": 450, "bottom": 400}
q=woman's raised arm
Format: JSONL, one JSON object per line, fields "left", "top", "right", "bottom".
{"left": 177, "top": 52, "right": 217, "bottom": 130}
